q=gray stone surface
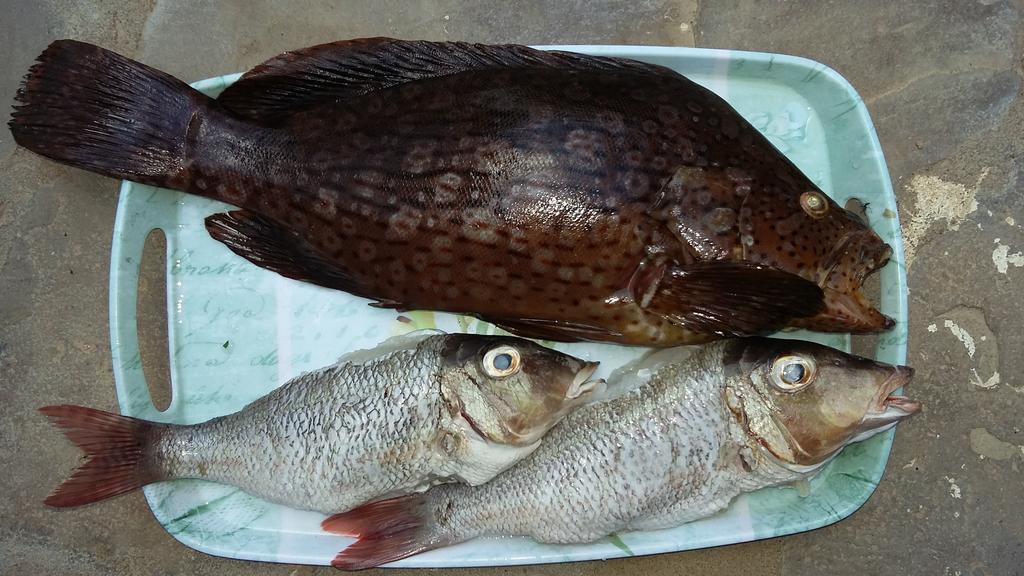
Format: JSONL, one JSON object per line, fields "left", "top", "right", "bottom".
{"left": 1, "top": 1, "right": 1020, "bottom": 574}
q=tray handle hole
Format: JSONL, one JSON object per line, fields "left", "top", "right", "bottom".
{"left": 138, "top": 228, "right": 172, "bottom": 412}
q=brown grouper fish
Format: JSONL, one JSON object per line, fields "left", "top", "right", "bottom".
{"left": 9, "top": 39, "right": 894, "bottom": 346}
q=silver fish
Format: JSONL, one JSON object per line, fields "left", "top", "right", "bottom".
{"left": 323, "top": 338, "right": 919, "bottom": 569}
{"left": 40, "top": 332, "right": 603, "bottom": 513}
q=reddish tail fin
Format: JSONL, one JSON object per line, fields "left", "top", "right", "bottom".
{"left": 39, "top": 405, "right": 159, "bottom": 507}
{"left": 323, "top": 494, "right": 449, "bottom": 570}
{"left": 9, "top": 40, "right": 207, "bottom": 188}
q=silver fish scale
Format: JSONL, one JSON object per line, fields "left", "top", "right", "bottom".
{"left": 422, "top": 342, "right": 763, "bottom": 544}
{"left": 150, "top": 340, "right": 454, "bottom": 513}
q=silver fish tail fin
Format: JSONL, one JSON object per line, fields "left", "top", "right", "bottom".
{"left": 39, "top": 405, "right": 162, "bottom": 507}
{"left": 9, "top": 40, "right": 208, "bottom": 189}
{"left": 323, "top": 494, "right": 451, "bottom": 570}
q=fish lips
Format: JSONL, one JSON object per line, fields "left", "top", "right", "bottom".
{"left": 819, "top": 286, "right": 895, "bottom": 333}
{"left": 863, "top": 365, "right": 921, "bottom": 429}
{"left": 815, "top": 233, "right": 896, "bottom": 333}
{"left": 857, "top": 240, "right": 895, "bottom": 326}
{"left": 567, "top": 361, "right": 604, "bottom": 399}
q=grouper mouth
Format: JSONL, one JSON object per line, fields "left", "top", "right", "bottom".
{"left": 794, "top": 230, "right": 896, "bottom": 333}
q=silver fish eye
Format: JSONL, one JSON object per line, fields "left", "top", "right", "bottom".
{"left": 483, "top": 346, "right": 521, "bottom": 378}
{"left": 770, "top": 355, "right": 816, "bottom": 391}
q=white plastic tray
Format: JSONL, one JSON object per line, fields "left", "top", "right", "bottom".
{"left": 109, "top": 45, "right": 908, "bottom": 567}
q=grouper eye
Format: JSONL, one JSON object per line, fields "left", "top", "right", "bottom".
{"left": 800, "top": 190, "right": 829, "bottom": 218}
{"left": 770, "top": 355, "right": 816, "bottom": 391}
{"left": 483, "top": 346, "right": 521, "bottom": 378}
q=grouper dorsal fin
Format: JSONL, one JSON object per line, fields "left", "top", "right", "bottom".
{"left": 216, "top": 37, "right": 677, "bottom": 123}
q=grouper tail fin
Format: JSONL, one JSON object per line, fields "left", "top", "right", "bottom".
{"left": 9, "top": 39, "right": 208, "bottom": 188}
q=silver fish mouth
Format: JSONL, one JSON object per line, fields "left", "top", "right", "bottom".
{"left": 567, "top": 361, "right": 604, "bottom": 399}
{"left": 866, "top": 365, "right": 920, "bottom": 426}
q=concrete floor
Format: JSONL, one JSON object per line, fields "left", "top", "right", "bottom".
{"left": 1, "top": 1, "right": 1021, "bottom": 574}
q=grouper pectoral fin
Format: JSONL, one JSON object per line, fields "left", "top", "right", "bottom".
{"left": 479, "top": 316, "right": 623, "bottom": 343}
{"left": 205, "top": 209, "right": 369, "bottom": 296}
{"left": 641, "top": 261, "right": 825, "bottom": 338}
